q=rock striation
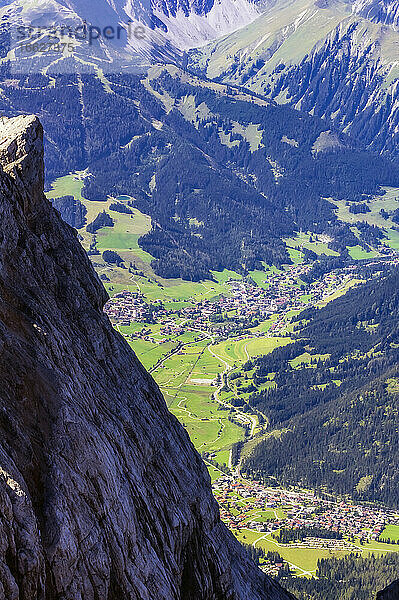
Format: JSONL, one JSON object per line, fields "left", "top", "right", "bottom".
{"left": 51, "top": 196, "right": 87, "bottom": 230}
{"left": 0, "top": 114, "right": 295, "bottom": 599}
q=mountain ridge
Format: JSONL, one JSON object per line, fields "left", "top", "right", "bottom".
{"left": 0, "top": 0, "right": 261, "bottom": 63}
{"left": 189, "top": 0, "right": 399, "bottom": 156}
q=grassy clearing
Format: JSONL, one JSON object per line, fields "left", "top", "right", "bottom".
{"left": 289, "top": 352, "right": 329, "bottom": 368}
{"left": 190, "top": 346, "right": 225, "bottom": 380}
{"left": 287, "top": 247, "right": 305, "bottom": 264}
{"left": 233, "top": 530, "right": 350, "bottom": 575}
{"left": 379, "top": 525, "right": 399, "bottom": 543}
{"left": 248, "top": 266, "right": 281, "bottom": 289}
{"left": 156, "top": 347, "right": 210, "bottom": 388}
{"left": 257, "top": 540, "right": 349, "bottom": 574}
{"left": 329, "top": 186, "right": 399, "bottom": 230}
{"left": 348, "top": 245, "right": 378, "bottom": 260}
{"left": 358, "top": 538, "right": 399, "bottom": 555}
{"left": 46, "top": 172, "right": 86, "bottom": 200}
{"left": 235, "top": 530, "right": 399, "bottom": 576}
{"left": 127, "top": 330, "right": 246, "bottom": 462}
{"left": 206, "top": 463, "right": 224, "bottom": 482}
{"left": 127, "top": 339, "right": 180, "bottom": 370}
{"left": 211, "top": 269, "right": 242, "bottom": 284}
{"left": 328, "top": 186, "right": 399, "bottom": 254}
{"left": 46, "top": 174, "right": 240, "bottom": 306}
{"left": 242, "top": 509, "right": 283, "bottom": 522}
{"left": 164, "top": 383, "right": 245, "bottom": 459}
{"left": 384, "top": 228, "right": 399, "bottom": 250}
{"left": 285, "top": 232, "right": 339, "bottom": 257}
{"left": 211, "top": 336, "right": 292, "bottom": 367}
{"left": 316, "top": 278, "right": 361, "bottom": 308}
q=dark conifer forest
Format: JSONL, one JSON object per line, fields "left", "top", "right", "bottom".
{"left": 1, "top": 66, "right": 398, "bottom": 279}
{"left": 243, "top": 268, "right": 399, "bottom": 506}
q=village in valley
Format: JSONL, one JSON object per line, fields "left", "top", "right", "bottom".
{"left": 211, "top": 474, "right": 399, "bottom": 577}
{"left": 104, "top": 260, "right": 357, "bottom": 339}
{"left": 213, "top": 474, "right": 398, "bottom": 540}
{"left": 43, "top": 111, "right": 399, "bottom": 588}
{"left": 103, "top": 255, "right": 399, "bottom": 578}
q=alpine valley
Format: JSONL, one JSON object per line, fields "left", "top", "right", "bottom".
{"left": 0, "top": 0, "right": 398, "bottom": 599}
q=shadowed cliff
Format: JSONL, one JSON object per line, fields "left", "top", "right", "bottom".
{"left": 0, "top": 115, "right": 295, "bottom": 599}
{"left": 377, "top": 580, "right": 399, "bottom": 600}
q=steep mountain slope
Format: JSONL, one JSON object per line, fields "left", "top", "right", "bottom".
{"left": 241, "top": 265, "right": 399, "bottom": 506}
{"left": 0, "top": 0, "right": 260, "bottom": 66}
{"left": 355, "top": 0, "right": 399, "bottom": 28}
{"left": 1, "top": 64, "right": 397, "bottom": 279}
{"left": 0, "top": 115, "right": 295, "bottom": 598}
{"left": 148, "top": 0, "right": 260, "bottom": 48}
{"left": 1, "top": 0, "right": 397, "bottom": 157}
{"left": 59, "top": 0, "right": 261, "bottom": 48}
{"left": 189, "top": 0, "right": 399, "bottom": 156}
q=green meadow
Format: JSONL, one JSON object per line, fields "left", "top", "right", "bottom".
{"left": 211, "top": 336, "right": 292, "bottom": 367}
{"left": 328, "top": 186, "right": 399, "bottom": 253}
{"left": 46, "top": 172, "right": 86, "bottom": 200}
{"left": 329, "top": 186, "right": 399, "bottom": 230}
{"left": 348, "top": 245, "right": 378, "bottom": 260}
{"left": 46, "top": 174, "right": 233, "bottom": 307}
{"left": 284, "top": 232, "right": 339, "bottom": 257}
{"left": 234, "top": 529, "right": 399, "bottom": 577}
{"left": 380, "top": 525, "right": 399, "bottom": 542}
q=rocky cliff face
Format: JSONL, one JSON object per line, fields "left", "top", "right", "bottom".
{"left": 377, "top": 580, "right": 399, "bottom": 599}
{"left": 0, "top": 114, "right": 294, "bottom": 599}
{"left": 51, "top": 196, "right": 87, "bottom": 229}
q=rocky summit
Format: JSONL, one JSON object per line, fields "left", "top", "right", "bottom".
{"left": 0, "top": 115, "right": 294, "bottom": 599}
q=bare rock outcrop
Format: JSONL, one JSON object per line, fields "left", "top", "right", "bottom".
{"left": 377, "top": 580, "right": 399, "bottom": 600}
{"left": 0, "top": 115, "right": 295, "bottom": 600}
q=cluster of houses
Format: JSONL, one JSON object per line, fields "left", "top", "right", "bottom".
{"left": 176, "top": 265, "right": 352, "bottom": 338}
{"left": 260, "top": 556, "right": 290, "bottom": 578}
{"left": 104, "top": 290, "right": 149, "bottom": 325}
{"left": 295, "top": 537, "right": 354, "bottom": 550}
{"left": 104, "top": 259, "right": 399, "bottom": 346}
{"left": 104, "top": 261, "right": 349, "bottom": 332}
{"left": 212, "top": 475, "right": 398, "bottom": 546}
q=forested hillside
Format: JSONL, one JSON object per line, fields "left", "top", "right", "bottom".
{"left": 0, "top": 63, "right": 398, "bottom": 279}
{"left": 242, "top": 266, "right": 399, "bottom": 506}
{"left": 189, "top": 0, "right": 399, "bottom": 158}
